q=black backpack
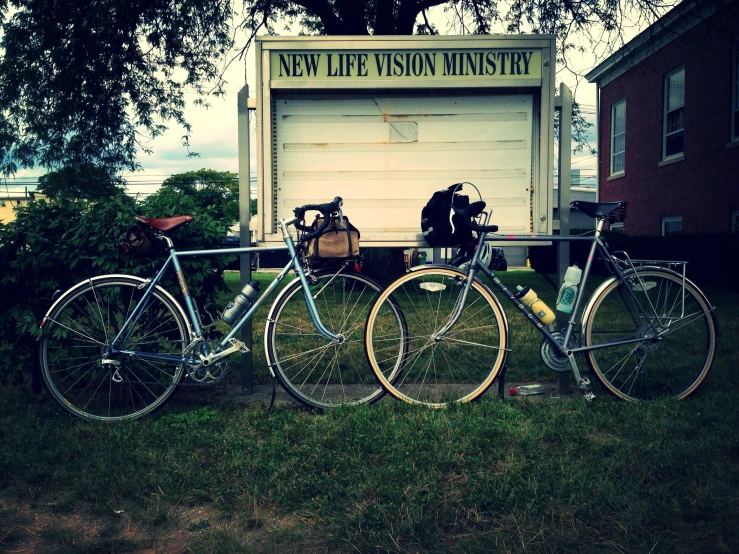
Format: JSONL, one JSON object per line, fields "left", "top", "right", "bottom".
{"left": 421, "top": 184, "right": 472, "bottom": 247}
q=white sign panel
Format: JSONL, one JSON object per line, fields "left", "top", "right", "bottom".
{"left": 253, "top": 36, "right": 555, "bottom": 245}
{"left": 275, "top": 94, "right": 533, "bottom": 243}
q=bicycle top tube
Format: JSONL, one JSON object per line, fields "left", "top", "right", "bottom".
{"left": 483, "top": 233, "right": 596, "bottom": 242}
{"left": 217, "top": 226, "right": 341, "bottom": 346}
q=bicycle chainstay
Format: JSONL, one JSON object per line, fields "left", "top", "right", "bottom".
{"left": 111, "top": 338, "right": 233, "bottom": 388}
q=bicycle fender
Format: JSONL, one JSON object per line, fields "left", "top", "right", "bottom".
{"left": 39, "top": 274, "right": 194, "bottom": 339}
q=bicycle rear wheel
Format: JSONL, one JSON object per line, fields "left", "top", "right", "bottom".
{"left": 365, "top": 267, "right": 508, "bottom": 408}
{"left": 39, "top": 275, "right": 189, "bottom": 421}
{"left": 583, "top": 268, "right": 717, "bottom": 402}
{"left": 265, "top": 270, "right": 405, "bottom": 409}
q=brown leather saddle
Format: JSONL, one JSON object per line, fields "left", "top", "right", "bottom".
{"left": 135, "top": 215, "right": 194, "bottom": 233}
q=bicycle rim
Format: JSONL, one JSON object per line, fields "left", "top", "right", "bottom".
{"left": 584, "top": 269, "right": 716, "bottom": 401}
{"left": 366, "top": 268, "right": 507, "bottom": 408}
{"left": 266, "top": 271, "right": 404, "bottom": 409}
{"left": 39, "top": 277, "right": 187, "bottom": 421}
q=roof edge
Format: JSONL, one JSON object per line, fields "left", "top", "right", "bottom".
{"left": 585, "top": 0, "right": 729, "bottom": 86}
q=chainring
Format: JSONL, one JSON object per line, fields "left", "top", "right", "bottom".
{"left": 540, "top": 331, "right": 578, "bottom": 372}
{"left": 185, "top": 340, "right": 230, "bottom": 384}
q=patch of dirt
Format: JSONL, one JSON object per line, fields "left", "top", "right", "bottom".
{"left": 0, "top": 491, "right": 295, "bottom": 553}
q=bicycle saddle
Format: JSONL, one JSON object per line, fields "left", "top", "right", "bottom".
{"left": 570, "top": 200, "right": 626, "bottom": 219}
{"left": 135, "top": 215, "right": 194, "bottom": 232}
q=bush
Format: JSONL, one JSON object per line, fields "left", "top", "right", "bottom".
{"left": 0, "top": 194, "right": 233, "bottom": 384}
{"left": 528, "top": 230, "right": 739, "bottom": 286}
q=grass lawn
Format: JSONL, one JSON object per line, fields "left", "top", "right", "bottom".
{"left": 1, "top": 269, "right": 738, "bottom": 552}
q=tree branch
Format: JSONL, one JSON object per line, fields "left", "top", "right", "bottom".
{"left": 421, "top": 8, "right": 436, "bottom": 34}
{"left": 288, "top": 0, "right": 347, "bottom": 34}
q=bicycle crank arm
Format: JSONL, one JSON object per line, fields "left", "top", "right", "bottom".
{"left": 201, "top": 338, "right": 249, "bottom": 367}
{"left": 567, "top": 353, "right": 596, "bottom": 403}
{"left": 579, "top": 377, "right": 596, "bottom": 403}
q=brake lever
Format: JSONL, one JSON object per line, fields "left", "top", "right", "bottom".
{"left": 338, "top": 206, "right": 344, "bottom": 225}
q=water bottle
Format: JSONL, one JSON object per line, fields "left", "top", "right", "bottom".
{"left": 515, "top": 285, "right": 556, "bottom": 325}
{"left": 556, "top": 264, "right": 582, "bottom": 313}
{"left": 221, "top": 280, "right": 260, "bottom": 326}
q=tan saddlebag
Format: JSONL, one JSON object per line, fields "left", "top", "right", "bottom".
{"left": 304, "top": 216, "right": 360, "bottom": 263}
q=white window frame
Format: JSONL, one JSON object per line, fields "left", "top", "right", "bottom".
{"left": 662, "top": 216, "right": 683, "bottom": 236}
{"left": 663, "top": 67, "right": 685, "bottom": 160}
{"left": 733, "top": 38, "right": 739, "bottom": 142}
{"left": 610, "top": 99, "right": 626, "bottom": 175}
{"left": 610, "top": 222, "right": 624, "bottom": 233}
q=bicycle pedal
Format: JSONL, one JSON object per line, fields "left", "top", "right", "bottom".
{"left": 228, "top": 338, "right": 250, "bottom": 354}
{"left": 583, "top": 391, "right": 596, "bottom": 403}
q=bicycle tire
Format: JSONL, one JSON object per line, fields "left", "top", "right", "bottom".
{"left": 38, "top": 275, "right": 189, "bottom": 421}
{"left": 582, "top": 268, "right": 717, "bottom": 402}
{"left": 264, "top": 270, "right": 406, "bottom": 410}
{"left": 365, "top": 267, "right": 508, "bottom": 408}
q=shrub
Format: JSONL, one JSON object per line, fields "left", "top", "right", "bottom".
{"left": 0, "top": 194, "right": 233, "bottom": 384}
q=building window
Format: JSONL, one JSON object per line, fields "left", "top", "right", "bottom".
{"left": 664, "top": 68, "right": 685, "bottom": 158}
{"left": 733, "top": 39, "right": 739, "bottom": 141}
{"left": 662, "top": 216, "right": 683, "bottom": 236}
{"left": 732, "top": 210, "right": 739, "bottom": 232}
{"left": 611, "top": 100, "right": 626, "bottom": 175}
{"left": 610, "top": 222, "right": 624, "bottom": 233}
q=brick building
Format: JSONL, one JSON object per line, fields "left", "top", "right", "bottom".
{"left": 586, "top": 0, "right": 739, "bottom": 235}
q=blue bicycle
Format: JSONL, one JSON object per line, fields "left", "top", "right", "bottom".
{"left": 38, "top": 197, "right": 405, "bottom": 421}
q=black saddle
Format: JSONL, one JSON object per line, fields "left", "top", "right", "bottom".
{"left": 570, "top": 200, "right": 627, "bottom": 219}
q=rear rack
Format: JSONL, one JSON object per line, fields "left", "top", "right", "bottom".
{"left": 611, "top": 252, "right": 688, "bottom": 320}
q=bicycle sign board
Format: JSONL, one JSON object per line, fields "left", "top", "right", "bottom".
{"left": 250, "top": 35, "right": 557, "bottom": 246}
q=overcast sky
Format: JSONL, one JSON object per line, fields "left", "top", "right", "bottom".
{"left": 4, "top": 5, "right": 656, "bottom": 193}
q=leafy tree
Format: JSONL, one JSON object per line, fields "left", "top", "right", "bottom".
{"left": 0, "top": 0, "right": 232, "bottom": 175}
{"left": 0, "top": 0, "right": 683, "bottom": 174}
{"left": 37, "top": 165, "right": 126, "bottom": 200}
{"left": 0, "top": 192, "right": 233, "bottom": 384}
{"left": 151, "top": 169, "right": 240, "bottom": 225}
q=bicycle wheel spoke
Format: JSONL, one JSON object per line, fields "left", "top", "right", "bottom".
{"left": 268, "top": 272, "right": 402, "bottom": 409}
{"left": 585, "top": 270, "right": 716, "bottom": 402}
{"left": 366, "top": 268, "right": 505, "bottom": 407}
{"left": 40, "top": 278, "right": 185, "bottom": 421}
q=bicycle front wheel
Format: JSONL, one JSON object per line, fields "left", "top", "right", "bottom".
{"left": 365, "top": 267, "right": 508, "bottom": 408}
{"left": 583, "top": 269, "right": 717, "bottom": 402}
{"left": 39, "top": 276, "right": 189, "bottom": 421}
{"left": 265, "top": 270, "right": 405, "bottom": 410}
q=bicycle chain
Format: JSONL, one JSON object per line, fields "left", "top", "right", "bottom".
{"left": 113, "top": 366, "right": 230, "bottom": 388}
{"left": 112, "top": 339, "right": 231, "bottom": 388}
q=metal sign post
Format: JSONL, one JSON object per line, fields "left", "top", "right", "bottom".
{"left": 237, "top": 86, "right": 253, "bottom": 394}
{"left": 555, "top": 83, "right": 573, "bottom": 395}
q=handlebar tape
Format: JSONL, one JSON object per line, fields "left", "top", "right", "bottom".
{"left": 293, "top": 197, "right": 343, "bottom": 241}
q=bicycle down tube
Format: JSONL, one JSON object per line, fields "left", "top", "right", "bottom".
{"left": 436, "top": 218, "right": 666, "bottom": 386}
{"left": 110, "top": 218, "right": 340, "bottom": 366}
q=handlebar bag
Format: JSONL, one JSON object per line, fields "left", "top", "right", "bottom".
{"left": 421, "top": 185, "right": 472, "bottom": 247}
{"left": 304, "top": 216, "right": 360, "bottom": 263}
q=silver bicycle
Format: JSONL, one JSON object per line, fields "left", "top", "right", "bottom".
{"left": 365, "top": 199, "right": 719, "bottom": 407}
{"left": 38, "top": 197, "right": 405, "bottom": 421}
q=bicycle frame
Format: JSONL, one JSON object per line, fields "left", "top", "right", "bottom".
{"left": 437, "top": 215, "right": 668, "bottom": 388}
{"left": 108, "top": 218, "right": 341, "bottom": 365}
